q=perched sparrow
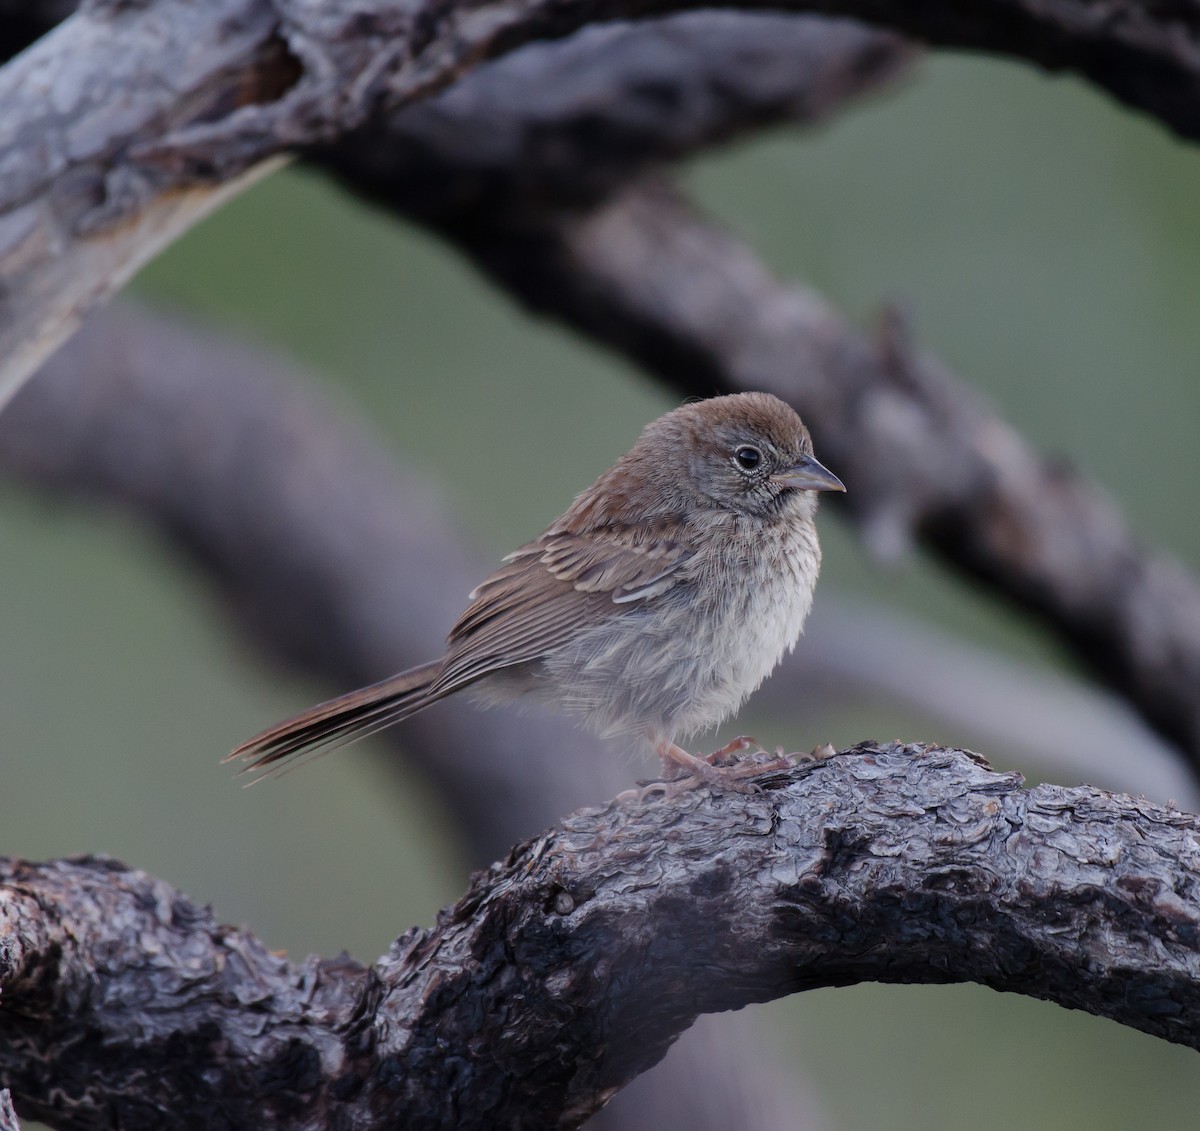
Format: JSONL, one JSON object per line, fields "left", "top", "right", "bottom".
{"left": 229, "top": 392, "right": 844, "bottom": 788}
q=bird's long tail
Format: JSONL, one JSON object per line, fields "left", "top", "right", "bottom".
{"left": 226, "top": 660, "right": 445, "bottom": 779}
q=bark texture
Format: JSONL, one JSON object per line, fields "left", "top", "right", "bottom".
{"left": 7, "top": 0, "right": 1200, "bottom": 396}
{"left": 2, "top": 744, "right": 1198, "bottom": 1131}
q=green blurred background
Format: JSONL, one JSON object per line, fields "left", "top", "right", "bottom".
{"left": 4, "top": 48, "right": 1200, "bottom": 1128}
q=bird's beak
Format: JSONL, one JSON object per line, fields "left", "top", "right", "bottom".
{"left": 770, "top": 453, "right": 846, "bottom": 493}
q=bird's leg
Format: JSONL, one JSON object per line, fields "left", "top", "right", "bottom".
{"left": 705, "top": 735, "right": 794, "bottom": 775}
{"left": 657, "top": 739, "right": 725, "bottom": 782}
{"left": 617, "top": 738, "right": 798, "bottom": 802}
{"left": 615, "top": 750, "right": 709, "bottom": 803}
{"left": 658, "top": 739, "right": 789, "bottom": 794}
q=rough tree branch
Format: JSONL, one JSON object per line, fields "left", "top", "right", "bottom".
{"left": 2, "top": 744, "right": 1198, "bottom": 1130}
{"left": 7, "top": 305, "right": 1195, "bottom": 1123}
{"left": 2, "top": 4, "right": 1198, "bottom": 1127}
{"left": 6, "top": 0, "right": 1200, "bottom": 400}
{"left": 0, "top": 2, "right": 911, "bottom": 403}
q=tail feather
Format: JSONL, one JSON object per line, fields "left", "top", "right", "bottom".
{"left": 227, "top": 660, "right": 445, "bottom": 778}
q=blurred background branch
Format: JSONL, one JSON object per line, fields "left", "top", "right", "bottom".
{"left": 8, "top": 3, "right": 1200, "bottom": 771}
{"left": 6, "top": 303, "right": 1194, "bottom": 825}
{"left": 9, "top": 0, "right": 1200, "bottom": 400}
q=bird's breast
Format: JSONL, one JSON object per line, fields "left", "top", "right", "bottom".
{"left": 695, "top": 514, "right": 821, "bottom": 679}
{"left": 544, "top": 512, "right": 823, "bottom": 742}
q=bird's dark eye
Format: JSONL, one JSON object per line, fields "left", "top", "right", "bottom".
{"left": 733, "top": 445, "right": 763, "bottom": 471}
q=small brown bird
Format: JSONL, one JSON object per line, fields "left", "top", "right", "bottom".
{"left": 229, "top": 393, "right": 844, "bottom": 788}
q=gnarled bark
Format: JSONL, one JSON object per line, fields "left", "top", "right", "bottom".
{"left": 7, "top": 0, "right": 1200, "bottom": 399}
{"left": 2, "top": 744, "right": 1197, "bottom": 1130}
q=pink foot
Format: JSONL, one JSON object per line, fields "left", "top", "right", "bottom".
{"left": 704, "top": 735, "right": 760, "bottom": 766}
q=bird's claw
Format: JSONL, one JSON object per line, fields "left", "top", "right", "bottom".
{"left": 704, "top": 735, "right": 762, "bottom": 766}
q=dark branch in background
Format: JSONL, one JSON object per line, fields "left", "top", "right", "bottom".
{"left": 0, "top": 1, "right": 914, "bottom": 400}
{"left": 3, "top": 744, "right": 1199, "bottom": 1131}
{"left": 311, "top": 14, "right": 916, "bottom": 213}
{"left": 15, "top": 2, "right": 1197, "bottom": 774}
{"left": 6, "top": 0, "right": 1200, "bottom": 397}
{"left": 6, "top": 5, "right": 1200, "bottom": 772}
{"left": 12, "top": 0, "right": 1200, "bottom": 196}
{"left": 314, "top": 35, "right": 1200, "bottom": 774}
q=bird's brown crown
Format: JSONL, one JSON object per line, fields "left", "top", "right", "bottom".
{"left": 564, "top": 392, "right": 816, "bottom": 527}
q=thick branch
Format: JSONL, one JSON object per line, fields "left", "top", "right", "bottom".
{"left": 2, "top": 743, "right": 1198, "bottom": 1130}
{"left": 2, "top": 4, "right": 1200, "bottom": 1128}
{"left": 6, "top": 0, "right": 1200, "bottom": 400}
{"left": 0, "top": 2, "right": 912, "bottom": 403}
{"left": 311, "top": 14, "right": 915, "bottom": 212}
{"left": 0, "top": 0, "right": 295, "bottom": 403}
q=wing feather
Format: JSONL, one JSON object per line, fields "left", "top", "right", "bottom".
{"left": 433, "top": 525, "right": 694, "bottom": 696}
